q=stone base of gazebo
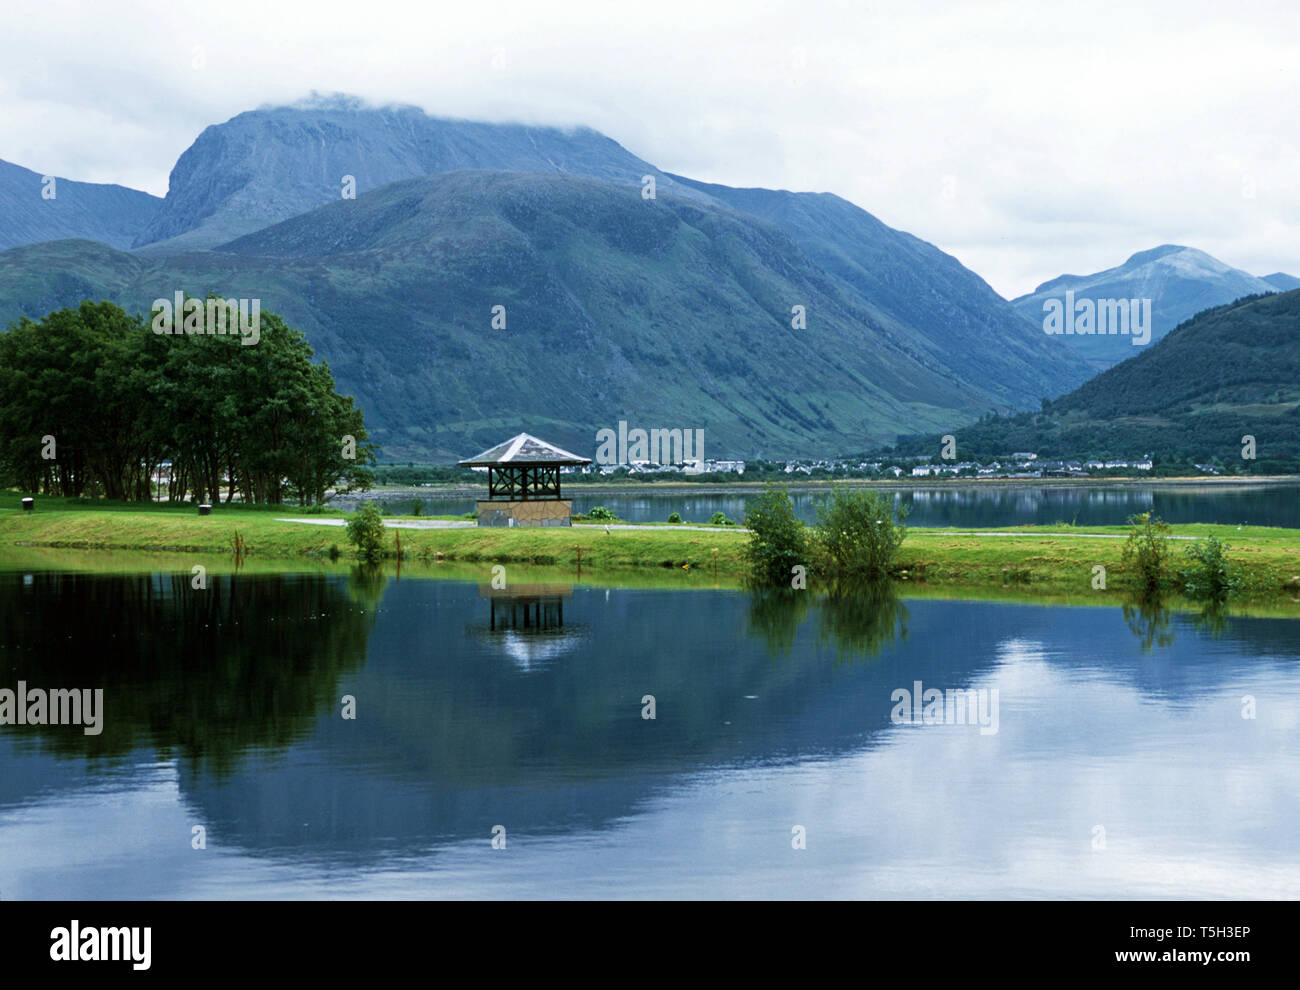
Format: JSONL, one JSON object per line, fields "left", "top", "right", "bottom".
{"left": 476, "top": 499, "right": 573, "bottom": 527}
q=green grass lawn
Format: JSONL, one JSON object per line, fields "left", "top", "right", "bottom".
{"left": 2, "top": 492, "right": 1298, "bottom": 608}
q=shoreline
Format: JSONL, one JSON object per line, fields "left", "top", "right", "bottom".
{"left": 353, "top": 475, "right": 1300, "bottom": 500}
{"left": 2, "top": 542, "right": 1298, "bottom": 617}
{"left": 3, "top": 503, "right": 1298, "bottom": 611}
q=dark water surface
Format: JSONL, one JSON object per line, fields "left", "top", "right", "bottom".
{"left": 1, "top": 566, "right": 1298, "bottom": 899}
{"left": 374, "top": 481, "right": 1300, "bottom": 528}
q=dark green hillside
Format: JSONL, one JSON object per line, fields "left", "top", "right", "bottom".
{"left": 0, "top": 172, "right": 1012, "bottom": 461}
{"left": 894, "top": 290, "right": 1300, "bottom": 466}
{"left": 669, "top": 174, "right": 1092, "bottom": 407}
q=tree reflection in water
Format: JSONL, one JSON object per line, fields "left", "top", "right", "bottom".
{"left": 747, "top": 584, "right": 907, "bottom": 664}
{"left": 1122, "top": 593, "right": 1175, "bottom": 652}
{"left": 0, "top": 570, "right": 375, "bottom": 774}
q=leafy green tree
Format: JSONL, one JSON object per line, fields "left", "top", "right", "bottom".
{"left": 1121, "top": 512, "right": 1172, "bottom": 594}
{"left": 345, "top": 503, "right": 386, "bottom": 561}
{"left": 0, "top": 299, "right": 373, "bottom": 505}
{"left": 743, "top": 484, "right": 809, "bottom": 586}
{"left": 812, "top": 488, "right": 908, "bottom": 584}
{"left": 0, "top": 301, "right": 165, "bottom": 499}
{"left": 1181, "top": 535, "right": 1235, "bottom": 601}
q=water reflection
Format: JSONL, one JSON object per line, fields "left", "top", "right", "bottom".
{"left": 746, "top": 589, "right": 813, "bottom": 657}
{"left": 747, "top": 587, "right": 907, "bottom": 664}
{"left": 347, "top": 563, "right": 388, "bottom": 610}
{"left": 1193, "top": 602, "right": 1232, "bottom": 638}
{"left": 475, "top": 583, "right": 580, "bottom": 671}
{"left": 2, "top": 566, "right": 1299, "bottom": 898}
{"left": 0, "top": 570, "right": 373, "bottom": 774}
{"left": 1122, "top": 595, "right": 1176, "bottom": 652}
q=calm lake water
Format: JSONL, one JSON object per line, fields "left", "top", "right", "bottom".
{"left": 2, "top": 565, "right": 1298, "bottom": 899}
{"left": 372, "top": 480, "right": 1300, "bottom": 528}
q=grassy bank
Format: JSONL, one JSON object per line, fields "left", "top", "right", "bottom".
{"left": 2, "top": 492, "right": 1299, "bottom": 605}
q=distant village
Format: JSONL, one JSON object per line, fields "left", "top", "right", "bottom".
{"left": 556, "top": 451, "right": 1219, "bottom": 479}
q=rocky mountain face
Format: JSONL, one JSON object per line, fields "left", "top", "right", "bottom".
{"left": 130, "top": 95, "right": 716, "bottom": 251}
{"left": 0, "top": 159, "right": 160, "bottom": 252}
{"left": 1012, "top": 244, "right": 1283, "bottom": 371}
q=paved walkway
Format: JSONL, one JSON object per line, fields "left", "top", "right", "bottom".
{"left": 277, "top": 518, "right": 476, "bottom": 530}
{"left": 278, "top": 517, "right": 741, "bottom": 533}
{"left": 572, "top": 523, "right": 745, "bottom": 533}
{"left": 920, "top": 531, "right": 1207, "bottom": 541}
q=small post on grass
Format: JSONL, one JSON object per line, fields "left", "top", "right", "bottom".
{"left": 21, "top": 497, "right": 34, "bottom": 512}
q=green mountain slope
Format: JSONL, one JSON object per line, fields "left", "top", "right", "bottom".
{"left": 669, "top": 175, "right": 1092, "bottom": 407}
{"left": 895, "top": 290, "right": 1300, "bottom": 464}
{"left": 0, "top": 171, "right": 1021, "bottom": 461}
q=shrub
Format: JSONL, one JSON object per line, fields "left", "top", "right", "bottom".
{"left": 411, "top": 499, "right": 424, "bottom": 517}
{"left": 743, "top": 485, "right": 810, "bottom": 586}
{"left": 346, "top": 503, "right": 386, "bottom": 561}
{"left": 667, "top": 511, "right": 683, "bottom": 523}
{"left": 586, "top": 505, "right": 617, "bottom": 521}
{"left": 709, "top": 511, "right": 735, "bottom": 526}
{"left": 1121, "top": 512, "right": 1171, "bottom": 594}
{"left": 1181, "top": 535, "right": 1235, "bottom": 601}
{"left": 812, "top": 488, "right": 908, "bottom": 584}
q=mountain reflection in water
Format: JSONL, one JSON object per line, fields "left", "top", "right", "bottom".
{"left": 1, "top": 566, "right": 1297, "bottom": 898}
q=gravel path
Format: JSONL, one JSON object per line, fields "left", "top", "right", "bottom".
{"left": 277, "top": 518, "right": 476, "bottom": 529}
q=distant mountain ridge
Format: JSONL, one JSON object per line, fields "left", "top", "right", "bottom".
{"left": 2, "top": 95, "right": 1292, "bottom": 462}
{"left": 0, "top": 96, "right": 1106, "bottom": 459}
{"left": 1012, "top": 245, "right": 1284, "bottom": 371}
{"left": 668, "top": 174, "right": 1069, "bottom": 411}
{"left": 131, "top": 94, "right": 717, "bottom": 251}
{"left": 1262, "top": 272, "right": 1300, "bottom": 292}
{"left": 899, "top": 289, "right": 1300, "bottom": 466}
{"left": 0, "top": 172, "right": 1024, "bottom": 459}
{"left": 0, "top": 159, "right": 161, "bottom": 252}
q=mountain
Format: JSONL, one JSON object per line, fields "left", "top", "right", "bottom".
{"left": 123, "top": 96, "right": 1090, "bottom": 411}
{"left": 131, "top": 94, "right": 715, "bottom": 251}
{"left": 898, "top": 289, "right": 1300, "bottom": 466}
{"left": 0, "top": 159, "right": 161, "bottom": 252}
{"left": 669, "top": 175, "right": 1086, "bottom": 411}
{"left": 1262, "top": 272, "right": 1300, "bottom": 292}
{"left": 0, "top": 171, "right": 1072, "bottom": 462}
{"left": 1011, "top": 245, "right": 1282, "bottom": 371}
{"left": 0, "top": 97, "right": 1105, "bottom": 459}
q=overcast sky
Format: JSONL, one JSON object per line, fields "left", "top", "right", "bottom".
{"left": 2, "top": 0, "right": 1297, "bottom": 297}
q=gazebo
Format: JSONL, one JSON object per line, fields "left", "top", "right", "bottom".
{"left": 459, "top": 433, "right": 591, "bottom": 527}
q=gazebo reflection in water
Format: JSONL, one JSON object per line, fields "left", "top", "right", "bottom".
{"left": 475, "top": 582, "right": 580, "bottom": 671}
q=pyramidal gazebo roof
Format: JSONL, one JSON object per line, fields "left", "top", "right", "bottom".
{"left": 459, "top": 433, "right": 591, "bottom": 467}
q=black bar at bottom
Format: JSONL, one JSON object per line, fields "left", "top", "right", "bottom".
{"left": 0, "top": 900, "right": 1285, "bottom": 978}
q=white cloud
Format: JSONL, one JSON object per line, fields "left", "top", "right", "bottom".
{"left": 1, "top": 0, "right": 1297, "bottom": 295}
